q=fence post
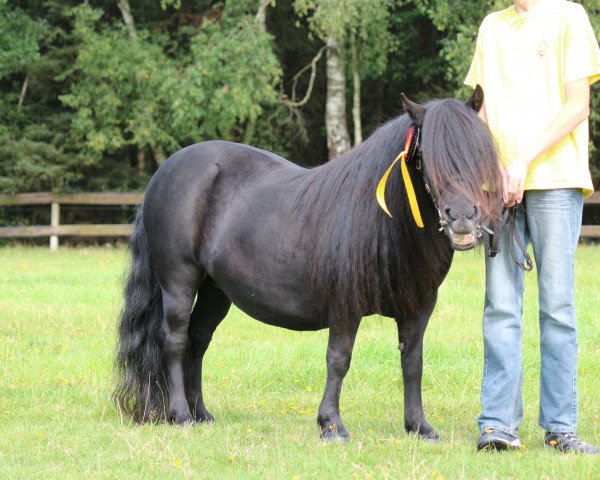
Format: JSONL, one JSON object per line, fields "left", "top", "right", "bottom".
{"left": 50, "top": 201, "right": 60, "bottom": 251}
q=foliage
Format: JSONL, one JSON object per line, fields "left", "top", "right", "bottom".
{"left": 0, "top": 123, "right": 80, "bottom": 194}
{"left": 58, "top": 6, "right": 146, "bottom": 155}
{"left": 60, "top": 5, "right": 176, "bottom": 160}
{"left": 0, "top": 2, "right": 80, "bottom": 193}
{"left": 166, "top": 13, "right": 282, "bottom": 143}
{"left": 0, "top": 0, "right": 599, "bottom": 193}
{"left": 0, "top": 0, "right": 45, "bottom": 79}
{"left": 60, "top": 2, "right": 282, "bottom": 168}
{"left": 0, "top": 4, "right": 65, "bottom": 189}
{"left": 160, "top": 0, "right": 182, "bottom": 9}
{"left": 294, "top": 0, "right": 397, "bottom": 79}
{"left": 409, "top": 1, "right": 508, "bottom": 91}
{"left": 385, "top": 5, "right": 448, "bottom": 96}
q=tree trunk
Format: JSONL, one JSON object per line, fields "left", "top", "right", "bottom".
{"left": 117, "top": 0, "right": 138, "bottom": 40}
{"left": 136, "top": 148, "right": 146, "bottom": 174}
{"left": 149, "top": 140, "right": 167, "bottom": 166}
{"left": 256, "top": 0, "right": 270, "bottom": 32}
{"left": 245, "top": 0, "right": 272, "bottom": 145}
{"left": 117, "top": 0, "right": 167, "bottom": 166}
{"left": 18, "top": 76, "right": 29, "bottom": 110}
{"left": 351, "top": 34, "right": 362, "bottom": 146}
{"left": 325, "top": 37, "right": 351, "bottom": 160}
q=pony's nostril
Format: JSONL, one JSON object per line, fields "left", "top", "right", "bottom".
{"left": 467, "top": 204, "right": 480, "bottom": 220}
{"left": 444, "top": 207, "right": 454, "bottom": 220}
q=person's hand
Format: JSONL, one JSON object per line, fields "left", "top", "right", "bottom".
{"left": 502, "top": 160, "right": 528, "bottom": 207}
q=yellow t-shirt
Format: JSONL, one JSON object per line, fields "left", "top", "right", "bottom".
{"left": 465, "top": 0, "right": 600, "bottom": 196}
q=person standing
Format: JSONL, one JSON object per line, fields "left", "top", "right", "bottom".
{"left": 465, "top": 0, "right": 600, "bottom": 454}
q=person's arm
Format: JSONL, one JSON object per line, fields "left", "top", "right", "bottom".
{"left": 504, "top": 77, "right": 590, "bottom": 205}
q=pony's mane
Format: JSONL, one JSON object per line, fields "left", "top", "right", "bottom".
{"left": 295, "top": 97, "right": 501, "bottom": 321}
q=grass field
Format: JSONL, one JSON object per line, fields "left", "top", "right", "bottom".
{"left": 0, "top": 245, "right": 599, "bottom": 479}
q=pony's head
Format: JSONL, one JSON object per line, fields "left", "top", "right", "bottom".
{"left": 401, "top": 86, "right": 502, "bottom": 251}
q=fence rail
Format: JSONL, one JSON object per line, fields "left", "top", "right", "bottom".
{"left": 0, "top": 191, "right": 599, "bottom": 249}
{"left": 581, "top": 190, "right": 600, "bottom": 237}
{"left": 0, "top": 192, "right": 144, "bottom": 206}
{"left": 0, "top": 192, "right": 144, "bottom": 250}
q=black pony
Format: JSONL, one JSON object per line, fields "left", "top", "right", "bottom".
{"left": 115, "top": 86, "right": 502, "bottom": 442}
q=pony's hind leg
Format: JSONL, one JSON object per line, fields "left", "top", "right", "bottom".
{"left": 159, "top": 268, "right": 201, "bottom": 424}
{"left": 395, "top": 292, "right": 439, "bottom": 441}
{"left": 187, "top": 281, "right": 231, "bottom": 422}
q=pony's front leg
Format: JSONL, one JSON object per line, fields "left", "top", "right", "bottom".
{"left": 395, "top": 292, "right": 439, "bottom": 442}
{"left": 317, "top": 316, "right": 360, "bottom": 442}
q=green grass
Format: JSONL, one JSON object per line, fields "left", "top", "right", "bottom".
{"left": 1, "top": 245, "right": 599, "bottom": 479}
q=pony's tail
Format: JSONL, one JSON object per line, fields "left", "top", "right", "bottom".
{"left": 114, "top": 206, "right": 168, "bottom": 423}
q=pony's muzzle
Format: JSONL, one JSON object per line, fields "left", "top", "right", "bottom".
{"left": 443, "top": 203, "right": 481, "bottom": 225}
{"left": 441, "top": 204, "right": 481, "bottom": 251}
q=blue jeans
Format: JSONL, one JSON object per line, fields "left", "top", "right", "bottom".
{"left": 479, "top": 189, "right": 583, "bottom": 436}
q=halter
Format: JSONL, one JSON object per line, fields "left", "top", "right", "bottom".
{"left": 410, "top": 129, "right": 439, "bottom": 213}
{"left": 376, "top": 125, "right": 532, "bottom": 271}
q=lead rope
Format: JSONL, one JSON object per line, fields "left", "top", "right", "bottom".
{"left": 507, "top": 206, "right": 534, "bottom": 272}
{"left": 486, "top": 206, "right": 533, "bottom": 271}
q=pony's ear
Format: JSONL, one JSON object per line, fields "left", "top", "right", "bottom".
{"left": 401, "top": 93, "right": 426, "bottom": 126}
{"left": 466, "top": 84, "right": 484, "bottom": 113}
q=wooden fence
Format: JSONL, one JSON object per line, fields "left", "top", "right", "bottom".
{"left": 581, "top": 191, "right": 600, "bottom": 238}
{"left": 0, "top": 191, "right": 599, "bottom": 250}
{"left": 0, "top": 192, "right": 144, "bottom": 250}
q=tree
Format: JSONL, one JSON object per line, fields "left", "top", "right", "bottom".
{"left": 0, "top": 0, "right": 76, "bottom": 193}
{"left": 2, "top": 0, "right": 598, "bottom": 196}
{"left": 59, "top": 5, "right": 175, "bottom": 167}
{"left": 0, "top": 2, "right": 43, "bottom": 75}
{"left": 60, "top": 1, "right": 282, "bottom": 170}
{"left": 294, "top": 0, "right": 397, "bottom": 159}
{"left": 165, "top": 4, "right": 282, "bottom": 146}
{"left": 410, "top": 0, "right": 510, "bottom": 91}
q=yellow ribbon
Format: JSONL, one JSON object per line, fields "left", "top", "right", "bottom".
{"left": 376, "top": 149, "right": 424, "bottom": 228}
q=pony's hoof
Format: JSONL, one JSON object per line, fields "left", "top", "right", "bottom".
{"left": 169, "top": 411, "right": 195, "bottom": 425}
{"left": 195, "top": 411, "right": 215, "bottom": 423}
{"left": 419, "top": 434, "right": 440, "bottom": 444}
{"left": 405, "top": 423, "right": 439, "bottom": 443}
{"left": 321, "top": 432, "right": 350, "bottom": 443}
{"left": 174, "top": 417, "right": 195, "bottom": 425}
{"left": 407, "top": 429, "right": 439, "bottom": 443}
{"left": 320, "top": 424, "right": 350, "bottom": 443}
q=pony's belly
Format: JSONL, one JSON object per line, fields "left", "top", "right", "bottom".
{"left": 242, "top": 308, "right": 326, "bottom": 332}
{"left": 216, "top": 281, "right": 324, "bottom": 332}
{"left": 203, "top": 225, "right": 321, "bottom": 330}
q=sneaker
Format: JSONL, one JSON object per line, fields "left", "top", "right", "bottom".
{"left": 544, "top": 431, "right": 598, "bottom": 455}
{"left": 477, "top": 427, "right": 521, "bottom": 451}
